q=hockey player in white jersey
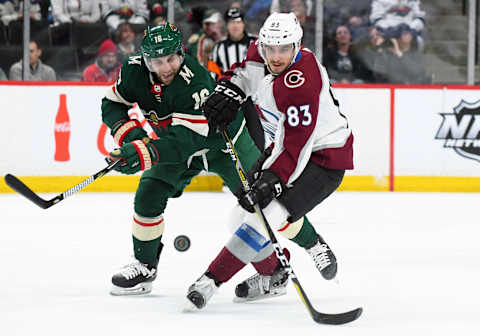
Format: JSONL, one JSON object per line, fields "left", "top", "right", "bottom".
{"left": 186, "top": 12, "right": 354, "bottom": 309}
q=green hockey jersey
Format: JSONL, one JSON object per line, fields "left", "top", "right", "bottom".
{"left": 101, "top": 53, "right": 245, "bottom": 164}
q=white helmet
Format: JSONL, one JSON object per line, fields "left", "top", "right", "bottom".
{"left": 258, "top": 12, "right": 303, "bottom": 66}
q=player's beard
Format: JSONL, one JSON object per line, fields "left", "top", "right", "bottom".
{"left": 158, "top": 70, "right": 177, "bottom": 85}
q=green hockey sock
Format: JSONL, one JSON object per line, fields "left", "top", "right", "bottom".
{"left": 289, "top": 216, "right": 318, "bottom": 249}
{"left": 133, "top": 235, "right": 163, "bottom": 266}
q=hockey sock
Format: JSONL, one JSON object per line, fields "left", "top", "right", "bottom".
{"left": 131, "top": 212, "right": 165, "bottom": 267}
{"left": 133, "top": 236, "right": 163, "bottom": 267}
{"left": 279, "top": 216, "right": 318, "bottom": 249}
{"left": 252, "top": 248, "right": 290, "bottom": 275}
{"left": 208, "top": 247, "right": 246, "bottom": 283}
{"left": 208, "top": 223, "right": 271, "bottom": 283}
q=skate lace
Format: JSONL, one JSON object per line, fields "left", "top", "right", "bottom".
{"left": 120, "top": 261, "right": 155, "bottom": 280}
{"left": 245, "top": 273, "right": 271, "bottom": 294}
{"left": 307, "top": 243, "right": 331, "bottom": 271}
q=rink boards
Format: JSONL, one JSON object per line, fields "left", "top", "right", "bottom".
{"left": 0, "top": 81, "right": 479, "bottom": 193}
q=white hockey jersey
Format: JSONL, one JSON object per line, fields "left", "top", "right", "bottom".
{"left": 370, "top": 0, "right": 426, "bottom": 33}
{"left": 224, "top": 41, "right": 354, "bottom": 185}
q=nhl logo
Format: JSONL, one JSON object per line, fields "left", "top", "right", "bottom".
{"left": 435, "top": 99, "right": 480, "bottom": 162}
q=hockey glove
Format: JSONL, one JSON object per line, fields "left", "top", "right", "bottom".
{"left": 203, "top": 79, "right": 247, "bottom": 132}
{"left": 108, "top": 139, "right": 159, "bottom": 175}
{"left": 238, "top": 170, "right": 284, "bottom": 213}
{"left": 111, "top": 119, "right": 148, "bottom": 146}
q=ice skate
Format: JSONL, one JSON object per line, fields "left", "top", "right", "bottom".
{"left": 234, "top": 266, "right": 289, "bottom": 302}
{"left": 185, "top": 272, "right": 220, "bottom": 310}
{"left": 110, "top": 258, "right": 157, "bottom": 296}
{"left": 306, "top": 234, "right": 337, "bottom": 280}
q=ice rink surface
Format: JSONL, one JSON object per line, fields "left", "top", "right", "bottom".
{"left": 1, "top": 190, "right": 479, "bottom": 335}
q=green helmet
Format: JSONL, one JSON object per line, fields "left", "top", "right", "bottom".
{"left": 141, "top": 24, "right": 183, "bottom": 72}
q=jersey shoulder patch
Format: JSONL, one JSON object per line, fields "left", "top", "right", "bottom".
{"left": 120, "top": 54, "right": 146, "bottom": 78}
{"left": 273, "top": 51, "right": 323, "bottom": 111}
{"left": 177, "top": 55, "right": 216, "bottom": 87}
{"left": 127, "top": 55, "right": 142, "bottom": 66}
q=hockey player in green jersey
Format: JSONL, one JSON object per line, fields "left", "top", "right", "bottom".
{"left": 103, "top": 23, "right": 259, "bottom": 295}
{"left": 103, "top": 23, "right": 337, "bottom": 296}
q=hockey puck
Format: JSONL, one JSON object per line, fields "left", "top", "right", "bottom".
{"left": 174, "top": 235, "right": 191, "bottom": 252}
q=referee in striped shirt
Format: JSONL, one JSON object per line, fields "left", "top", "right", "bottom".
{"left": 211, "top": 8, "right": 257, "bottom": 73}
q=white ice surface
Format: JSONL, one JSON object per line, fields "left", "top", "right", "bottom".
{"left": 1, "top": 191, "right": 479, "bottom": 335}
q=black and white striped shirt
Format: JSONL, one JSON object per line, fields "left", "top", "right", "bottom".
{"left": 211, "top": 33, "right": 257, "bottom": 72}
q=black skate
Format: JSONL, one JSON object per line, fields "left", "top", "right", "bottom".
{"left": 234, "top": 266, "right": 289, "bottom": 302}
{"left": 110, "top": 258, "right": 157, "bottom": 296}
{"left": 185, "top": 272, "right": 220, "bottom": 310}
{"left": 306, "top": 234, "right": 337, "bottom": 280}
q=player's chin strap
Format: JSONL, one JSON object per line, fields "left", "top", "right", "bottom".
{"left": 221, "top": 130, "right": 362, "bottom": 325}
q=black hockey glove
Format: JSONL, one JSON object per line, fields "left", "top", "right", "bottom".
{"left": 238, "top": 170, "right": 285, "bottom": 213}
{"left": 203, "top": 79, "right": 247, "bottom": 132}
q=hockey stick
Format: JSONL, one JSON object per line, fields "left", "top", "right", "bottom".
{"left": 4, "top": 160, "right": 122, "bottom": 209}
{"left": 222, "top": 130, "right": 362, "bottom": 325}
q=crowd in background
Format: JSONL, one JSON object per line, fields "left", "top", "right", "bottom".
{"left": 0, "top": 0, "right": 430, "bottom": 84}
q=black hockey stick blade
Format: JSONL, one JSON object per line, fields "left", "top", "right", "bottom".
{"left": 291, "top": 273, "right": 362, "bottom": 325}
{"left": 4, "top": 160, "right": 121, "bottom": 209}
{"left": 4, "top": 174, "right": 52, "bottom": 209}
{"left": 312, "top": 306, "right": 363, "bottom": 325}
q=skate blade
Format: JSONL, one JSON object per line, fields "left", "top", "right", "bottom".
{"left": 233, "top": 289, "right": 286, "bottom": 303}
{"left": 328, "top": 271, "right": 340, "bottom": 285}
{"left": 182, "top": 299, "right": 200, "bottom": 313}
{"left": 110, "top": 283, "right": 152, "bottom": 296}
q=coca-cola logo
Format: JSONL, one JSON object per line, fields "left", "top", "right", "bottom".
{"left": 55, "top": 122, "right": 71, "bottom": 132}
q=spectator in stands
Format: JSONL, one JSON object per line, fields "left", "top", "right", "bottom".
{"left": 243, "top": 0, "right": 272, "bottom": 19}
{"left": 186, "top": 8, "right": 224, "bottom": 69}
{"left": 50, "top": 0, "right": 102, "bottom": 45}
{"left": 241, "top": 0, "right": 272, "bottom": 33}
{"left": 324, "top": 25, "right": 372, "bottom": 83}
{"left": 0, "top": 0, "right": 42, "bottom": 26}
{"left": 82, "top": 39, "right": 121, "bottom": 82}
{"left": 114, "top": 22, "right": 138, "bottom": 63}
{"left": 270, "top": 0, "right": 315, "bottom": 51}
{"left": 185, "top": 5, "right": 205, "bottom": 33}
{"left": 0, "top": 67, "right": 7, "bottom": 80}
{"left": 323, "top": 0, "right": 371, "bottom": 47}
{"left": 211, "top": 8, "right": 256, "bottom": 74}
{"left": 102, "top": 0, "right": 149, "bottom": 31}
{"left": 148, "top": 0, "right": 187, "bottom": 22}
{"left": 9, "top": 40, "right": 56, "bottom": 81}
{"left": 230, "top": 1, "right": 242, "bottom": 9}
{"left": 370, "top": 0, "right": 425, "bottom": 49}
{"left": 152, "top": 13, "right": 166, "bottom": 26}
{"left": 386, "top": 23, "right": 427, "bottom": 83}
{"left": 51, "top": 0, "right": 101, "bottom": 24}
{"left": 357, "top": 26, "right": 391, "bottom": 83}
{"left": 271, "top": 0, "right": 312, "bottom": 15}
{"left": 148, "top": 0, "right": 166, "bottom": 25}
